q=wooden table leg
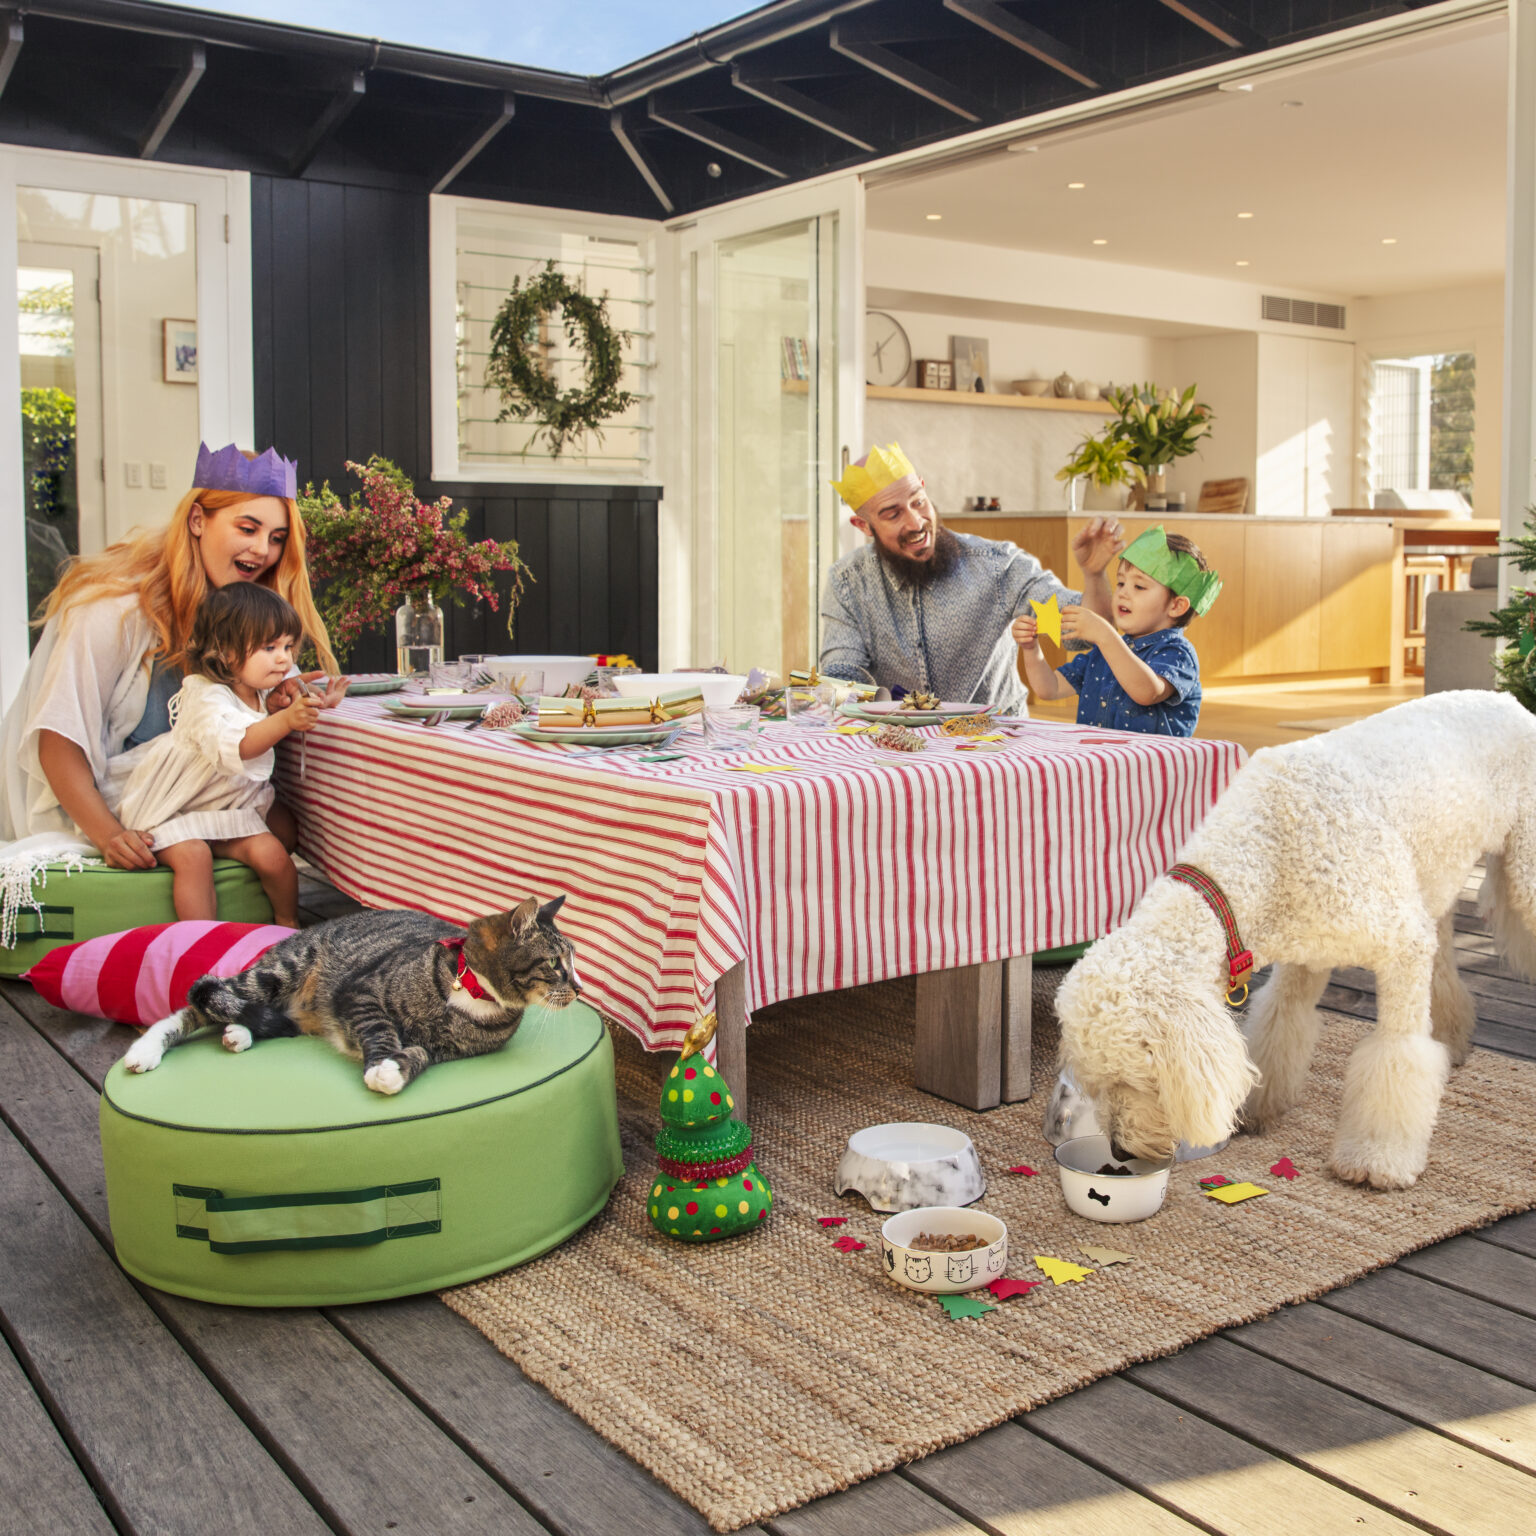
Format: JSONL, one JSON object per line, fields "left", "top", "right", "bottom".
{"left": 915, "top": 961, "right": 1003, "bottom": 1111}
{"left": 714, "top": 960, "right": 750, "bottom": 1118}
{"left": 1001, "top": 953, "right": 1034, "bottom": 1102}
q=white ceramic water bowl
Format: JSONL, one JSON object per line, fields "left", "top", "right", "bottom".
{"left": 881, "top": 1206, "right": 1008, "bottom": 1293}
{"left": 475, "top": 655, "right": 594, "bottom": 693}
{"left": 622, "top": 672, "right": 749, "bottom": 712}
{"left": 1044, "top": 1070, "right": 1229, "bottom": 1162}
{"left": 834, "top": 1122, "right": 985, "bottom": 1212}
{"left": 1055, "top": 1134, "right": 1172, "bottom": 1224}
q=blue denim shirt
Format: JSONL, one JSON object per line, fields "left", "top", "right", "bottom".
{"left": 818, "top": 534, "right": 1078, "bottom": 713}
{"left": 124, "top": 658, "right": 184, "bottom": 748}
{"left": 1058, "top": 627, "right": 1202, "bottom": 737}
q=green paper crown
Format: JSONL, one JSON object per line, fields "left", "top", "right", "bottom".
{"left": 1120, "top": 525, "right": 1222, "bottom": 616}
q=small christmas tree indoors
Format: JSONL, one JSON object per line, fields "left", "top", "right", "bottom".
{"left": 1465, "top": 510, "right": 1536, "bottom": 713}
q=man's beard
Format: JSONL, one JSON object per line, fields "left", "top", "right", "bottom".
{"left": 875, "top": 523, "right": 960, "bottom": 587}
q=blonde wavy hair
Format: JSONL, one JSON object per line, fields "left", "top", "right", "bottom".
{"left": 40, "top": 482, "right": 338, "bottom": 675}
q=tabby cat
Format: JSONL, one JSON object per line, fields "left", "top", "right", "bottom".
{"left": 122, "top": 896, "right": 580, "bottom": 1094}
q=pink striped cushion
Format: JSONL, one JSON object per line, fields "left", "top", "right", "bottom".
{"left": 22, "top": 921, "right": 292, "bottom": 1027}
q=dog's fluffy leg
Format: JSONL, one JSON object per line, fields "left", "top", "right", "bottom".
{"left": 1331, "top": 956, "right": 1449, "bottom": 1190}
{"left": 1430, "top": 912, "right": 1476, "bottom": 1068}
{"left": 1240, "top": 964, "right": 1330, "bottom": 1133}
{"left": 1483, "top": 852, "right": 1536, "bottom": 982}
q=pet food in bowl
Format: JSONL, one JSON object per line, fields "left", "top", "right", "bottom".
{"left": 1055, "top": 1134, "right": 1171, "bottom": 1223}
{"left": 834, "top": 1122, "right": 985, "bottom": 1212}
{"left": 881, "top": 1206, "right": 1007, "bottom": 1292}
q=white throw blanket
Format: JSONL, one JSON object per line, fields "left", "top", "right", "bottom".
{"left": 0, "top": 831, "right": 100, "bottom": 950}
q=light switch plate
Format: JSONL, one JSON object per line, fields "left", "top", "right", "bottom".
{"left": 149, "top": 462, "right": 167, "bottom": 489}
{"left": 124, "top": 462, "right": 143, "bottom": 488}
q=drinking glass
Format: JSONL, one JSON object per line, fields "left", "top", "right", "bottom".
{"left": 704, "top": 704, "right": 762, "bottom": 747}
{"left": 786, "top": 681, "right": 838, "bottom": 731}
{"left": 428, "top": 659, "right": 476, "bottom": 690}
{"left": 596, "top": 664, "right": 640, "bottom": 697}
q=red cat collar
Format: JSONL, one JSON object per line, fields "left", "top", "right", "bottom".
{"left": 438, "top": 936, "right": 488, "bottom": 1001}
{"left": 1167, "top": 864, "right": 1253, "bottom": 1007}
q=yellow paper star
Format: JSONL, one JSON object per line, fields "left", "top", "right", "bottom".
{"left": 1029, "top": 593, "right": 1062, "bottom": 647}
{"left": 727, "top": 763, "right": 802, "bottom": 774}
{"left": 1205, "top": 1182, "right": 1268, "bottom": 1204}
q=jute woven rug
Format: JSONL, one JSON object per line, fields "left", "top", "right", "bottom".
{"left": 444, "top": 970, "right": 1536, "bottom": 1531}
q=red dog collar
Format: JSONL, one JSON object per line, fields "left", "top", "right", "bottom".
{"left": 1167, "top": 864, "right": 1253, "bottom": 1006}
{"left": 438, "top": 936, "right": 488, "bottom": 1001}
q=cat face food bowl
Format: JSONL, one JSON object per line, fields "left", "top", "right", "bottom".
{"left": 1055, "top": 1134, "right": 1172, "bottom": 1223}
{"left": 881, "top": 1206, "right": 1007, "bottom": 1293}
{"left": 834, "top": 1122, "right": 985, "bottom": 1212}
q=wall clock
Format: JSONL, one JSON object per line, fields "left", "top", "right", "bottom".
{"left": 866, "top": 311, "right": 912, "bottom": 387}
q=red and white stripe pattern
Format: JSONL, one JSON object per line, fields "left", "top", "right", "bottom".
{"left": 277, "top": 701, "right": 1245, "bottom": 1054}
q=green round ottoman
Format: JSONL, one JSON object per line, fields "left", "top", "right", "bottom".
{"left": 100, "top": 1003, "right": 623, "bottom": 1307}
{"left": 1, "top": 859, "right": 272, "bottom": 978}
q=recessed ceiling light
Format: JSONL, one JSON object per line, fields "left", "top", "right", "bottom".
{"left": 1218, "top": 80, "right": 1254, "bottom": 93}
{"left": 1092, "top": 238, "right": 1108, "bottom": 246}
{"left": 1236, "top": 260, "right": 1250, "bottom": 267}
{"left": 1282, "top": 99, "right": 1304, "bottom": 108}
{"left": 1006, "top": 141, "right": 1041, "bottom": 154}
{"left": 1067, "top": 181, "right": 1086, "bottom": 190}
{"left": 926, "top": 213, "right": 942, "bottom": 221}
{"left": 1382, "top": 237, "right": 1398, "bottom": 245}
{"left": 1237, "top": 211, "right": 1254, "bottom": 219}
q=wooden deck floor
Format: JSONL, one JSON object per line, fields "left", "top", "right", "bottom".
{"left": 2, "top": 872, "right": 1533, "bottom": 1536}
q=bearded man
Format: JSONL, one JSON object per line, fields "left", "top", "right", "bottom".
{"left": 818, "top": 443, "right": 1124, "bottom": 712}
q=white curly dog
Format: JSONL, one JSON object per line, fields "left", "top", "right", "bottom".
{"left": 1054, "top": 691, "right": 1536, "bottom": 1190}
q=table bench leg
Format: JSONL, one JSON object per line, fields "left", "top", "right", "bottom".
{"left": 714, "top": 960, "right": 750, "bottom": 1118}
{"left": 915, "top": 954, "right": 1034, "bottom": 1111}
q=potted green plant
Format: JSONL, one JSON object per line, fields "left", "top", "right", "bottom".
{"left": 1056, "top": 434, "right": 1132, "bottom": 512}
{"left": 1105, "top": 382, "right": 1213, "bottom": 506}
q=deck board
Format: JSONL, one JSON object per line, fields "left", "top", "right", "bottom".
{"left": 3, "top": 865, "right": 1535, "bottom": 1536}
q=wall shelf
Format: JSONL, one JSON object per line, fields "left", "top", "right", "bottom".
{"left": 868, "top": 384, "right": 1115, "bottom": 415}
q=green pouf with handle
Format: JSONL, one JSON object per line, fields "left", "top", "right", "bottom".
{"left": 649, "top": 1012, "right": 771, "bottom": 1242}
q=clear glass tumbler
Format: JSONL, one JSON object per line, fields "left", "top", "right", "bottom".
{"left": 786, "top": 681, "right": 837, "bottom": 730}
{"left": 704, "top": 704, "right": 762, "bottom": 747}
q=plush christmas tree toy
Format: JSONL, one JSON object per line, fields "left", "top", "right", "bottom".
{"left": 649, "top": 1012, "right": 771, "bottom": 1242}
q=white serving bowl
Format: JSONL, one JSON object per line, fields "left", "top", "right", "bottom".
{"left": 1013, "top": 377, "right": 1052, "bottom": 397}
{"left": 834, "top": 1122, "right": 985, "bottom": 1212}
{"left": 622, "top": 672, "right": 749, "bottom": 712}
{"left": 1054, "top": 1134, "right": 1172, "bottom": 1224}
{"left": 475, "top": 655, "right": 594, "bottom": 693}
{"left": 881, "top": 1206, "right": 1008, "bottom": 1293}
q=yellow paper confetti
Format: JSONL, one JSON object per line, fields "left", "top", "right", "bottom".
{"left": 1029, "top": 593, "right": 1062, "bottom": 647}
{"left": 1205, "top": 1182, "right": 1268, "bottom": 1204}
{"left": 1033, "top": 1254, "right": 1093, "bottom": 1285}
{"left": 833, "top": 724, "right": 880, "bottom": 734}
{"left": 1080, "top": 1245, "right": 1134, "bottom": 1266}
{"left": 727, "top": 763, "right": 803, "bottom": 774}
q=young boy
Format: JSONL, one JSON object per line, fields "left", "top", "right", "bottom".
{"left": 1009, "top": 526, "right": 1221, "bottom": 737}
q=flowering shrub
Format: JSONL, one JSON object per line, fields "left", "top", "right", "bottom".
{"left": 300, "top": 457, "right": 528, "bottom": 662}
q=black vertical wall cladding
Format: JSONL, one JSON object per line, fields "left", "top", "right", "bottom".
{"left": 249, "top": 175, "right": 660, "bottom": 673}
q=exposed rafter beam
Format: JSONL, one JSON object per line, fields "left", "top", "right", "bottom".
{"left": 0, "top": 12, "right": 23, "bottom": 101}
{"left": 731, "top": 64, "right": 880, "bottom": 153}
{"left": 137, "top": 39, "right": 205, "bottom": 158}
{"left": 610, "top": 108, "right": 674, "bottom": 213}
{"left": 942, "top": 0, "right": 1118, "bottom": 92}
{"left": 829, "top": 21, "right": 985, "bottom": 123}
{"left": 1156, "top": 0, "right": 1266, "bottom": 51}
{"left": 647, "top": 95, "right": 792, "bottom": 179}
{"left": 431, "top": 92, "right": 515, "bottom": 193}
{"left": 288, "top": 69, "right": 366, "bottom": 177}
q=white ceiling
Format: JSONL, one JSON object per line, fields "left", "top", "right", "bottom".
{"left": 866, "top": 15, "right": 1508, "bottom": 301}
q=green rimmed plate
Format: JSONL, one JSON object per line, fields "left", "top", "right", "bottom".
{"left": 506, "top": 721, "right": 683, "bottom": 747}
{"left": 839, "top": 701, "right": 989, "bottom": 725}
{"left": 343, "top": 674, "right": 410, "bottom": 695}
{"left": 380, "top": 697, "right": 497, "bottom": 721}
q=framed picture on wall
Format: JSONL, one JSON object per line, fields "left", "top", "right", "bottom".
{"left": 163, "top": 319, "right": 198, "bottom": 384}
{"left": 952, "top": 335, "right": 989, "bottom": 394}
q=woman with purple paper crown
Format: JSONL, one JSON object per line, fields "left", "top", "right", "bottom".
{"left": 0, "top": 444, "right": 346, "bottom": 877}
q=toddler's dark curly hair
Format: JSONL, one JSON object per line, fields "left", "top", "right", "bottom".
{"left": 185, "top": 584, "right": 303, "bottom": 686}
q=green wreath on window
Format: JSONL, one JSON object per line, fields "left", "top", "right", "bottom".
{"left": 486, "top": 261, "right": 636, "bottom": 459}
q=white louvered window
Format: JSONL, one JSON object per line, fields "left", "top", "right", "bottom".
{"left": 431, "top": 197, "right": 659, "bottom": 484}
{"left": 1365, "top": 352, "right": 1475, "bottom": 510}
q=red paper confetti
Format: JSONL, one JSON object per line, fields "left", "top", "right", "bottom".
{"left": 1270, "top": 1157, "right": 1299, "bottom": 1181}
{"left": 816, "top": 1216, "right": 848, "bottom": 1227}
{"left": 987, "top": 1277, "right": 1040, "bottom": 1300}
{"left": 831, "top": 1235, "right": 867, "bottom": 1253}
{"left": 1198, "top": 1174, "right": 1232, "bottom": 1189}
{"left": 1006, "top": 1165, "right": 1039, "bottom": 1176}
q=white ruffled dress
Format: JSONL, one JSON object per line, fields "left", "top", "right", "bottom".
{"left": 113, "top": 674, "right": 275, "bottom": 850}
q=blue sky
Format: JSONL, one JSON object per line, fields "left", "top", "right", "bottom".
{"left": 175, "top": 1, "right": 756, "bottom": 74}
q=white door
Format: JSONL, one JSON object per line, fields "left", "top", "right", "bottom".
{"left": 669, "top": 177, "right": 863, "bottom": 676}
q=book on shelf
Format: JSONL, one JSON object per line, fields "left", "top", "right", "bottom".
{"left": 780, "top": 336, "right": 809, "bottom": 381}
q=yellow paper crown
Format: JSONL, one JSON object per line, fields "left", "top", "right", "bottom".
{"left": 830, "top": 442, "right": 918, "bottom": 511}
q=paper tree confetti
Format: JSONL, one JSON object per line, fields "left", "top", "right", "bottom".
{"left": 1080, "top": 1245, "right": 1134, "bottom": 1267}
{"left": 832, "top": 1235, "right": 867, "bottom": 1252}
{"left": 1205, "top": 1181, "right": 1268, "bottom": 1204}
{"left": 938, "top": 1293, "right": 996, "bottom": 1321}
{"left": 816, "top": 1216, "right": 848, "bottom": 1227}
{"left": 1034, "top": 1255, "right": 1094, "bottom": 1285}
{"left": 1029, "top": 593, "right": 1062, "bottom": 646}
{"left": 1270, "top": 1157, "right": 1299, "bottom": 1181}
{"left": 1007, "top": 1165, "right": 1038, "bottom": 1176}
{"left": 728, "top": 763, "right": 802, "bottom": 774}
{"left": 987, "top": 1277, "right": 1040, "bottom": 1301}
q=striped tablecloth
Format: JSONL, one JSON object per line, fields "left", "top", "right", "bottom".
{"left": 277, "top": 700, "right": 1246, "bottom": 1054}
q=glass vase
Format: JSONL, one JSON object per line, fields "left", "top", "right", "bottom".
{"left": 1065, "top": 474, "right": 1084, "bottom": 513}
{"left": 395, "top": 593, "right": 445, "bottom": 677}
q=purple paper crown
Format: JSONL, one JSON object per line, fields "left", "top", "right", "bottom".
{"left": 192, "top": 442, "right": 298, "bottom": 499}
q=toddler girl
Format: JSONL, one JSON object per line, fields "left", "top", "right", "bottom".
{"left": 115, "top": 584, "right": 323, "bottom": 926}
